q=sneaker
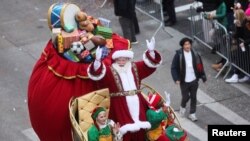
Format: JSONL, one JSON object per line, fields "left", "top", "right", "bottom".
{"left": 188, "top": 113, "right": 198, "bottom": 122}
{"left": 238, "top": 76, "right": 250, "bottom": 83}
{"left": 179, "top": 107, "right": 186, "bottom": 117}
{"left": 225, "top": 74, "right": 238, "bottom": 83}
{"left": 131, "top": 41, "right": 139, "bottom": 45}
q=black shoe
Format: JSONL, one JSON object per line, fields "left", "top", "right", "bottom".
{"left": 164, "top": 21, "right": 176, "bottom": 26}
{"left": 135, "top": 31, "right": 140, "bottom": 35}
{"left": 131, "top": 40, "right": 139, "bottom": 45}
{"left": 164, "top": 19, "right": 171, "bottom": 23}
{"left": 211, "top": 47, "right": 216, "bottom": 54}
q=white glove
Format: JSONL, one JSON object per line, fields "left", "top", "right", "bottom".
{"left": 95, "top": 46, "right": 102, "bottom": 61}
{"left": 146, "top": 37, "right": 155, "bottom": 58}
{"left": 164, "top": 91, "right": 171, "bottom": 107}
{"left": 146, "top": 37, "right": 155, "bottom": 51}
{"left": 94, "top": 46, "right": 102, "bottom": 71}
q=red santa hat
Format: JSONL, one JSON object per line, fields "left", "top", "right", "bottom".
{"left": 111, "top": 34, "right": 134, "bottom": 60}
{"left": 148, "top": 93, "right": 164, "bottom": 110}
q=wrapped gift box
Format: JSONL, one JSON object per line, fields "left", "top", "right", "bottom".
{"left": 101, "top": 46, "right": 110, "bottom": 59}
{"left": 98, "top": 17, "right": 111, "bottom": 28}
{"left": 52, "top": 28, "right": 62, "bottom": 43}
{"left": 63, "top": 50, "right": 80, "bottom": 62}
{"left": 84, "top": 40, "right": 96, "bottom": 51}
{"left": 62, "top": 29, "right": 80, "bottom": 49}
{"left": 94, "top": 26, "right": 112, "bottom": 39}
{"left": 79, "top": 50, "right": 90, "bottom": 60}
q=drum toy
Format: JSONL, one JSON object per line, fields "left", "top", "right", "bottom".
{"left": 48, "top": 3, "right": 80, "bottom": 30}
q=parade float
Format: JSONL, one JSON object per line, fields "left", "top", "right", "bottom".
{"left": 28, "top": 2, "right": 188, "bottom": 141}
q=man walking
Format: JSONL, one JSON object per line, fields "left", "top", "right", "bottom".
{"left": 171, "top": 37, "right": 207, "bottom": 121}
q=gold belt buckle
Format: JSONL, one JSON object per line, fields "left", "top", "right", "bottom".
{"left": 129, "top": 90, "right": 137, "bottom": 95}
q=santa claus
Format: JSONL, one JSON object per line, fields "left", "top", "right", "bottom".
{"left": 87, "top": 35, "right": 162, "bottom": 141}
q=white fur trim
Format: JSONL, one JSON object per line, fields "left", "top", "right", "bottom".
{"left": 143, "top": 50, "right": 162, "bottom": 68}
{"left": 126, "top": 95, "right": 140, "bottom": 121}
{"left": 87, "top": 63, "right": 106, "bottom": 81}
{"left": 136, "top": 121, "right": 151, "bottom": 129}
{"left": 119, "top": 124, "right": 140, "bottom": 135}
{"left": 112, "top": 50, "right": 134, "bottom": 60}
{"left": 149, "top": 94, "right": 156, "bottom": 105}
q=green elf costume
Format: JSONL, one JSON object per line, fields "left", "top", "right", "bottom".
{"left": 146, "top": 92, "right": 189, "bottom": 141}
{"left": 146, "top": 93, "right": 170, "bottom": 141}
{"left": 87, "top": 107, "right": 122, "bottom": 141}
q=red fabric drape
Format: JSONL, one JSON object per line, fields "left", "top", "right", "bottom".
{"left": 28, "top": 40, "right": 98, "bottom": 141}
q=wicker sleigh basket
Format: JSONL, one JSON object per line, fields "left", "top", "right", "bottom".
{"left": 69, "top": 84, "right": 186, "bottom": 141}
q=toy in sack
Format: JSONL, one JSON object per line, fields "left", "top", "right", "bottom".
{"left": 48, "top": 3, "right": 80, "bottom": 31}
{"left": 48, "top": 2, "right": 113, "bottom": 64}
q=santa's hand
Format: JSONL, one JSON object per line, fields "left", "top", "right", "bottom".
{"left": 146, "top": 37, "right": 155, "bottom": 58}
{"left": 164, "top": 91, "right": 171, "bottom": 107}
{"left": 93, "top": 46, "right": 102, "bottom": 71}
{"left": 95, "top": 46, "right": 102, "bottom": 61}
{"left": 146, "top": 37, "right": 155, "bottom": 51}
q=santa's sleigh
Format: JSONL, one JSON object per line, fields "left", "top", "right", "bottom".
{"left": 69, "top": 83, "right": 187, "bottom": 141}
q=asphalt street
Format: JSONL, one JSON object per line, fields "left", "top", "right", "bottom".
{"left": 0, "top": 0, "right": 249, "bottom": 141}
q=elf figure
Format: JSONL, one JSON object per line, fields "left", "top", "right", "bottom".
{"left": 146, "top": 92, "right": 171, "bottom": 141}
{"left": 147, "top": 92, "right": 189, "bottom": 141}
{"left": 87, "top": 107, "right": 122, "bottom": 141}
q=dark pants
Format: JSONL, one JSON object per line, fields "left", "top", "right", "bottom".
{"left": 119, "top": 17, "right": 137, "bottom": 42}
{"left": 133, "top": 11, "right": 140, "bottom": 34}
{"left": 227, "top": 12, "right": 234, "bottom": 31}
{"left": 162, "top": 0, "right": 176, "bottom": 23}
{"left": 180, "top": 80, "right": 199, "bottom": 114}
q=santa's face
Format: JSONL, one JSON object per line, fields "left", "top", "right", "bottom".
{"left": 96, "top": 111, "right": 107, "bottom": 125}
{"left": 115, "top": 57, "right": 130, "bottom": 67}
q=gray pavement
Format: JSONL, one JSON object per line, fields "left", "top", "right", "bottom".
{"left": 0, "top": 0, "right": 249, "bottom": 141}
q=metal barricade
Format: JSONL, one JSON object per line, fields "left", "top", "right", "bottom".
{"left": 190, "top": 5, "right": 230, "bottom": 79}
{"left": 136, "top": 0, "right": 172, "bottom": 37}
{"left": 225, "top": 36, "right": 250, "bottom": 78}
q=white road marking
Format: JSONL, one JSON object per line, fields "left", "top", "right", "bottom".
{"left": 231, "top": 83, "right": 250, "bottom": 97}
{"left": 197, "top": 89, "right": 250, "bottom": 124}
{"left": 175, "top": 112, "right": 208, "bottom": 141}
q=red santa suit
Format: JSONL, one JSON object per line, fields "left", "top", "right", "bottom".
{"left": 87, "top": 37, "right": 162, "bottom": 141}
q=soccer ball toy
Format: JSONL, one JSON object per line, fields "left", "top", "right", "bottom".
{"left": 70, "top": 41, "right": 84, "bottom": 54}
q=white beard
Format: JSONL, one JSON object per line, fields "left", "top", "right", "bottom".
{"left": 112, "top": 62, "right": 137, "bottom": 91}
{"left": 112, "top": 62, "right": 131, "bottom": 73}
